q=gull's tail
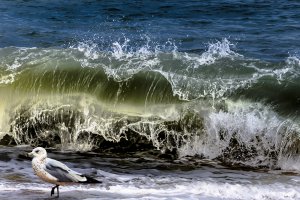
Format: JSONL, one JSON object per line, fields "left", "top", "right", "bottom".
{"left": 81, "top": 176, "right": 102, "bottom": 184}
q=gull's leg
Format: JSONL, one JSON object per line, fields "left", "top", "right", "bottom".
{"left": 51, "top": 185, "right": 56, "bottom": 196}
{"left": 51, "top": 185, "right": 59, "bottom": 197}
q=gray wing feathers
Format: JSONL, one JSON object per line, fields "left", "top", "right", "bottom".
{"left": 45, "top": 158, "right": 87, "bottom": 182}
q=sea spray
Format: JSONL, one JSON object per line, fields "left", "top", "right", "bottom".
{"left": 178, "top": 100, "right": 300, "bottom": 169}
{"left": 1, "top": 39, "right": 300, "bottom": 170}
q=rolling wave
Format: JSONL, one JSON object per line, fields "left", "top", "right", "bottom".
{"left": 1, "top": 39, "right": 300, "bottom": 170}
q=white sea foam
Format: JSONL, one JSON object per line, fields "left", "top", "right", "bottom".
{"left": 277, "top": 157, "right": 300, "bottom": 171}
{"left": 248, "top": 55, "right": 300, "bottom": 82}
{"left": 77, "top": 41, "right": 100, "bottom": 60}
{"left": 1, "top": 176, "right": 299, "bottom": 200}
{"left": 182, "top": 38, "right": 241, "bottom": 68}
{"left": 179, "top": 100, "right": 300, "bottom": 169}
{"left": 286, "top": 55, "right": 300, "bottom": 67}
{"left": 158, "top": 69, "right": 253, "bottom": 101}
{"left": 0, "top": 73, "right": 16, "bottom": 84}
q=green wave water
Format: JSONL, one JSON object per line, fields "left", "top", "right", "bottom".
{"left": 1, "top": 41, "right": 300, "bottom": 170}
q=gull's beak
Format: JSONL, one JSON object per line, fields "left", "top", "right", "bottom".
{"left": 27, "top": 152, "right": 34, "bottom": 157}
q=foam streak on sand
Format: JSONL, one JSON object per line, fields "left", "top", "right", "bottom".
{"left": 0, "top": 177, "right": 300, "bottom": 200}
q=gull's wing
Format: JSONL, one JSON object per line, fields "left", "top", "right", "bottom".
{"left": 45, "top": 158, "right": 87, "bottom": 183}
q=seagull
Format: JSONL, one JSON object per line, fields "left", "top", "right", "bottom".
{"left": 28, "top": 147, "right": 101, "bottom": 197}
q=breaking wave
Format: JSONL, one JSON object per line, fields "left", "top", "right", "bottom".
{"left": 1, "top": 38, "right": 300, "bottom": 171}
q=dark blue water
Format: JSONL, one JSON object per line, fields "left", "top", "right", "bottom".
{"left": 1, "top": 0, "right": 300, "bottom": 61}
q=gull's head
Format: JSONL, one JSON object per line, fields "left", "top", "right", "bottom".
{"left": 28, "top": 147, "right": 47, "bottom": 159}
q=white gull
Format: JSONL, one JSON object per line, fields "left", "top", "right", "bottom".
{"left": 28, "top": 147, "right": 100, "bottom": 197}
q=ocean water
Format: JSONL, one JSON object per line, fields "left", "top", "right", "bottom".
{"left": 1, "top": 1, "right": 300, "bottom": 199}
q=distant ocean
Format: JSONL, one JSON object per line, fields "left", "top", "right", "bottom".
{"left": 1, "top": 1, "right": 300, "bottom": 199}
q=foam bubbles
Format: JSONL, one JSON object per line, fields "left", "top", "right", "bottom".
{"left": 77, "top": 41, "right": 99, "bottom": 60}
{"left": 0, "top": 74, "right": 16, "bottom": 84}
{"left": 179, "top": 100, "right": 300, "bottom": 169}
{"left": 182, "top": 38, "right": 241, "bottom": 67}
{"left": 1, "top": 174, "right": 300, "bottom": 200}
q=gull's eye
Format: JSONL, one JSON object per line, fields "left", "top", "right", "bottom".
{"left": 35, "top": 150, "right": 40, "bottom": 153}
